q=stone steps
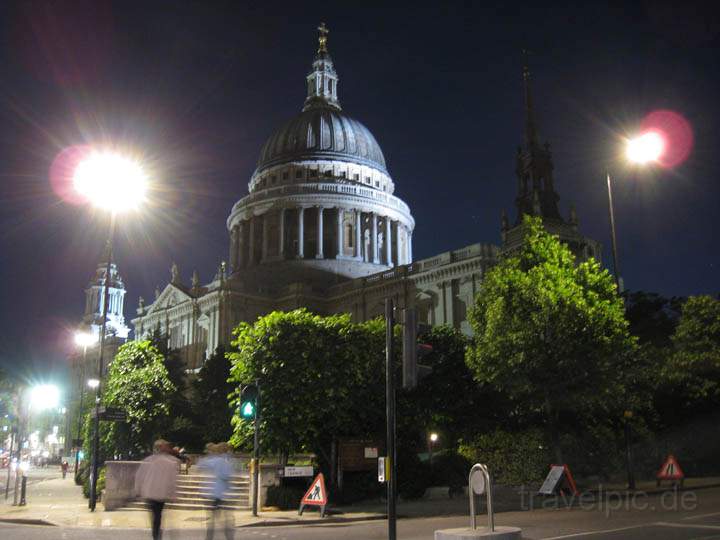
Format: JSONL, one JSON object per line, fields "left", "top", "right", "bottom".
{"left": 120, "top": 473, "right": 250, "bottom": 511}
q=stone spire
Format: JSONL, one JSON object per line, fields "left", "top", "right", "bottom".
{"left": 513, "top": 53, "right": 562, "bottom": 224}
{"left": 303, "top": 22, "right": 341, "bottom": 111}
{"left": 523, "top": 50, "right": 539, "bottom": 150}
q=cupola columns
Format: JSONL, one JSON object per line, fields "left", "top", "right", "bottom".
{"left": 304, "top": 22, "right": 341, "bottom": 111}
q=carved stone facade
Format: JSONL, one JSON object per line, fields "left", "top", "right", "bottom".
{"left": 131, "top": 27, "right": 600, "bottom": 370}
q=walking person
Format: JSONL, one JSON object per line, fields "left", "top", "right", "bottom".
{"left": 61, "top": 460, "right": 69, "bottom": 479}
{"left": 198, "top": 442, "right": 235, "bottom": 540}
{"left": 134, "top": 439, "right": 179, "bottom": 540}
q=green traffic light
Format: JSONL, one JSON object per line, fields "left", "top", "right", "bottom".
{"left": 241, "top": 401, "right": 255, "bottom": 418}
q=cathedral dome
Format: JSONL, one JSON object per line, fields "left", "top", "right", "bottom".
{"left": 255, "top": 106, "right": 388, "bottom": 174}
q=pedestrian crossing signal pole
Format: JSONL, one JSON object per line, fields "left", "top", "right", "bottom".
{"left": 240, "top": 383, "right": 260, "bottom": 516}
{"left": 385, "top": 298, "right": 397, "bottom": 540}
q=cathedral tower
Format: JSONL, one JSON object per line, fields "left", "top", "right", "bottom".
{"left": 501, "top": 57, "right": 601, "bottom": 262}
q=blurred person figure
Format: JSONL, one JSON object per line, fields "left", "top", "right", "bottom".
{"left": 198, "top": 442, "right": 235, "bottom": 540}
{"left": 134, "top": 439, "right": 179, "bottom": 540}
{"left": 61, "top": 460, "right": 69, "bottom": 479}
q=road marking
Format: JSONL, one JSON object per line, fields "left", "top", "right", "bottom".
{"left": 541, "top": 524, "right": 649, "bottom": 539}
{"left": 657, "top": 522, "right": 720, "bottom": 531}
{"left": 684, "top": 512, "right": 720, "bottom": 521}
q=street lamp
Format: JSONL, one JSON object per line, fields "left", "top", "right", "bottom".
{"left": 428, "top": 432, "right": 438, "bottom": 466}
{"left": 72, "top": 332, "right": 96, "bottom": 474}
{"left": 73, "top": 149, "right": 146, "bottom": 511}
{"left": 606, "top": 131, "right": 666, "bottom": 492}
{"left": 606, "top": 131, "right": 665, "bottom": 293}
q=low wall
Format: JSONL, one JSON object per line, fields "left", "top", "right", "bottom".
{"left": 103, "top": 460, "right": 141, "bottom": 511}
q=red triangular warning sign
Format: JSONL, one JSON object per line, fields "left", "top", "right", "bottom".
{"left": 301, "top": 473, "right": 328, "bottom": 506}
{"left": 657, "top": 455, "right": 684, "bottom": 480}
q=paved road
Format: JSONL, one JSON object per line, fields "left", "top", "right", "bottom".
{"left": 2, "top": 487, "right": 720, "bottom": 539}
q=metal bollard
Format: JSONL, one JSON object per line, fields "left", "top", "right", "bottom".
{"left": 19, "top": 475, "right": 27, "bottom": 506}
{"left": 469, "top": 463, "right": 493, "bottom": 532}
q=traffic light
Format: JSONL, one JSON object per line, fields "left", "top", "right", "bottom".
{"left": 402, "top": 308, "right": 433, "bottom": 389}
{"left": 240, "top": 384, "right": 258, "bottom": 419}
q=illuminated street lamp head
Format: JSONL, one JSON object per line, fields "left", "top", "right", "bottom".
{"left": 74, "top": 331, "right": 96, "bottom": 348}
{"left": 73, "top": 151, "right": 147, "bottom": 212}
{"left": 430, "top": 432, "right": 438, "bottom": 443}
{"left": 626, "top": 131, "right": 665, "bottom": 164}
{"left": 87, "top": 378, "right": 100, "bottom": 389}
{"left": 29, "top": 384, "right": 60, "bottom": 411}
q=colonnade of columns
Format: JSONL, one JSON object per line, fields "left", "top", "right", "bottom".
{"left": 229, "top": 206, "right": 413, "bottom": 270}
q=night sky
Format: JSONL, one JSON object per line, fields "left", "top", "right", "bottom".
{"left": 0, "top": 1, "right": 718, "bottom": 382}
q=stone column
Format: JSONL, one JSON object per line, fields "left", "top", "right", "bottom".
{"left": 395, "top": 224, "right": 403, "bottom": 265}
{"left": 297, "top": 207, "right": 305, "bottom": 258}
{"left": 355, "top": 211, "right": 362, "bottom": 259}
{"left": 336, "top": 207, "right": 344, "bottom": 259}
{"left": 278, "top": 208, "right": 285, "bottom": 258}
{"left": 261, "top": 213, "right": 269, "bottom": 262}
{"left": 385, "top": 216, "right": 393, "bottom": 267}
{"left": 407, "top": 229, "right": 413, "bottom": 264}
{"left": 316, "top": 206, "right": 324, "bottom": 259}
{"left": 238, "top": 221, "right": 246, "bottom": 268}
{"left": 248, "top": 216, "right": 255, "bottom": 265}
{"left": 229, "top": 225, "right": 238, "bottom": 270}
{"left": 372, "top": 213, "right": 379, "bottom": 264}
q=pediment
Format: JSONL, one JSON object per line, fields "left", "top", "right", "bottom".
{"left": 146, "top": 284, "right": 193, "bottom": 315}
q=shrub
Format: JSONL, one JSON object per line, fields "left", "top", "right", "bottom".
{"left": 429, "top": 449, "right": 473, "bottom": 491}
{"left": 398, "top": 450, "right": 430, "bottom": 499}
{"left": 337, "top": 471, "right": 383, "bottom": 504}
{"left": 459, "top": 429, "right": 549, "bottom": 485}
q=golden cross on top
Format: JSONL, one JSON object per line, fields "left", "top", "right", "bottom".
{"left": 318, "top": 22, "right": 329, "bottom": 53}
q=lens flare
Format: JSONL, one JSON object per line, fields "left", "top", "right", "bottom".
{"left": 640, "top": 110, "right": 693, "bottom": 168}
{"left": 627, "top": 131, "right": 665, "bottom": 164}
{"left": 50, "top": 145, "right": 93, "bottom": 205}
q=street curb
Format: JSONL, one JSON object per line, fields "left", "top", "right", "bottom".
{"left": 587, "top": 482, "right": 720, "bottom": 498}
{"left": 0, "top": 517, "right": 58, "bottom": 527}
{"left": 239, "top": 514, "right": 387, "bottom": 527}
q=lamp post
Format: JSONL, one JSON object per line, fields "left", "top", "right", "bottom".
{"left": 11, "top": 384, "right": 60, "bottom": 505}
{"left": 606, "top": 130, "right": 665, "bottom": 491}
{"left": 428, "top": 432, "right": 438, "bottom": 466}
{"left": 606, "top": 131, "right": 665, "bottom": 293}
{"left": 73, "top": 332, "right": 95, "bottom": 475}
{"left": 73, "top": 150, "right": 146, "bottom": 511}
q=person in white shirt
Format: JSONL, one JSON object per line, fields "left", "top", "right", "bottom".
{"left": 134, "top": 439, "right": 179, "bottom": 540}
{"left": 198, "top": 442, "right": 235, "bottom": 540}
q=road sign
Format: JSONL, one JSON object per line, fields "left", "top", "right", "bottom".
{"left": 538, "top": 464, "right": 578, "bottom": 496}
{"left": 282, "top": 466, "right": 313, "bottom": 478}
{"left": 298, "top": 473, "right": 328, "bottom": 517}
{"left": 657, "top": 455, "right": 684, "bottom": 486}
{"left": 378, "top": 457, "right": 386, "bottom": 482}
{"left": 470, "top": 468, "right": 486, "bottom": 495}
{"left": 90, "top": 406, "right": 127, "bottom": 422}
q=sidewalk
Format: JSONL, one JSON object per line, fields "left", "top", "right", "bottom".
{"left": 1, "top": 471, "right": 719, "bottom": 529}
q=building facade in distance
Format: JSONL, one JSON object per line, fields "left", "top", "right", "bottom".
{"left": 131, "top": 25, "right": 600, "bottom": 370}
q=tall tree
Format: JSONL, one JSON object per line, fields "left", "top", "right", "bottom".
{"left": 466, "top": 215, "right": 635, "bottom": 462}
{"left": 227, "top": 310, "right": 385, "bottom": 472}
{"left": 409, "top": 325, "right": 509, "bottom": 445}
{"left": 667, "top": 295, "right": 720, "bottom": 405}
{"left": 191, "top": 345, "right": 234, "bottom": 445}
{"left": 103, "top": 340, "right": 176, "bottom": 455}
